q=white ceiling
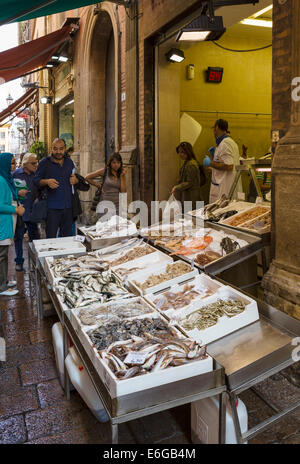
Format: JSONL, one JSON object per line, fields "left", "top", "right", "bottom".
{"left": 217, "top": 0, "right": 272, "bottom": 27}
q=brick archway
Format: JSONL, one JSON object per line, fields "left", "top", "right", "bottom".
{"left": 74, "top": 4, "right": 120, "bottom": 177}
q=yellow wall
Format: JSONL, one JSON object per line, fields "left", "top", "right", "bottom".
{"left": 180, "top": 34, "right": 272, "bottom": 162}
{"left": 158, "top": 26, "right": 272, "bottom": 202}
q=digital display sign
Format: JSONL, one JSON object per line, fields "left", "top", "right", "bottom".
{"left": 206, "top": 67, "right": 224, "bottom": 83}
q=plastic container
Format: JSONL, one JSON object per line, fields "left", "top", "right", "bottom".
{"left": 65, "top": 346, "right": 109, "bottom": 423}
{"left": 191, "top": 395, "right": 248, "bottom": 444}
{"left": 52, "top": 322, "right": 68, "bottom": 389}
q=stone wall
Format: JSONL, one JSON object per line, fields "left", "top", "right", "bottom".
{"left": 272, "top": 0, "right": 292, "bottom": 136}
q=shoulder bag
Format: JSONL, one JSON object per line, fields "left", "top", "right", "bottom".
{"left": 90, "top": 168, "right": 107, "bottom": 212}
{"left": 29, "top": 157, "right": 51, "bottom": 223}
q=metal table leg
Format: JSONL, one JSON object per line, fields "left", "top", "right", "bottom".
{"left": 35, "top": 267, "right": 44, "bottom": 320}
{"left": 219, "top": 391, "right": 227, "bottom": 444}
{"left": 63, "top": 324, "right": 71, "bottom": 400}
{"left": 228, "top": 392, "right": 243, "bottom": 444}
{"left": 111, "top": 423, "right": 119, "bottom": 444}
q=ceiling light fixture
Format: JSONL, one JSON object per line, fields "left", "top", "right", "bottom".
{"left": 252, "top": 5, "right": 272, "bottom": 19}
{"left": 240, "top": 18, "right": 272, "bottom": 28}
{"left": 177, "top": 15, "right": 225, "bottom": 42}
{"left": 165, "top": 48, "right": 185, "bottom": 63}
{"left": 58, "top": 55, "right": 69, "bottom": 62}
{"left": 40, "top": 96, "right": 52, "bottom": 104}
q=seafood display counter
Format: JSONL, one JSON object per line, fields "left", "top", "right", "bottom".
{"left": 78, "top": 215, "right": 138, "bottom": 251}
{"left": 30, "top": 236, "right": 300, "bottom": 444}
{"left": 140, "top": 219, "right": 263, "bottom": 276}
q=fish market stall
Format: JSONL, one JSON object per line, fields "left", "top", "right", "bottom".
{"left": 140, "top": 220, "right": 262, "bottom": 276}
{"left": 78, "top": 215, "right": 138, "bottom": 250}
{"left": 30, "top": 236, "right": 300, "bottom": 444}
{"left": 188, "top": 197, "right": 255, "bottom": 222}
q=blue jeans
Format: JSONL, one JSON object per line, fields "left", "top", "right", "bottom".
{"left": 14, "top": 221, "right": 40, "bottom": 265}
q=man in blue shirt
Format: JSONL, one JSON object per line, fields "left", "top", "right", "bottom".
{"left": 13, "top": 153, "right": 40, "bottom": 271}
{"left": 34, "top": 138, "right": 78, "bottom": 238}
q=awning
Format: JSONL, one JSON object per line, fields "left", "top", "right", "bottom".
{"left": 0, "top": 1, "right": 101, "bottom": 26}
{"left": 0, "top": 88, "right": 37, "bottom": 126}
{"left": 0, "top": 25, "right": 73, "bottom": 84}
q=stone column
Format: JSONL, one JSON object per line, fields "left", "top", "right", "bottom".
{"left": 262, "top": 0, "right": 300, "bottom": 385}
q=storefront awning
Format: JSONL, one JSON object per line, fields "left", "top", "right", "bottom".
{"left": 0, "top": 1, "right": 102, "bottom": 26}
{"left": 0, "top": 25, "right": 73, "bottom": 84}
{"left": 0, "top": 88, "right": 37, "bottom": 126}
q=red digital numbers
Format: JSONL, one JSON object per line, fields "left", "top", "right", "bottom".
{"left": 209, "top": 71, "right": 221, "bottom": 81}
{"left": 207, "top": 68, "right": 223, "bottom": 83}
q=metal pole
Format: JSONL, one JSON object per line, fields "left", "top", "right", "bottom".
{"left": 228, "top": 392, "right": 243, "bottom": 444}
{"left": 111, "top": 423, "right": 119, "bottom": 444}
{"left": 218, "top": 391, "right": 227, "bottom": 444}
{"left": 249, "top": 167, "right": 263, "bottom": 199}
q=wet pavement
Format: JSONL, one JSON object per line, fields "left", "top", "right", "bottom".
{"left": 0, "top": 243, "right": 299, "bottom": 444}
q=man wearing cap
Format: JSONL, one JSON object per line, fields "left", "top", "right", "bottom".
{"left": 13, "top": 153, "right": 40, "bottom": 271}
{"left": 203, "top": 119, "right": 242, "bottom": 203}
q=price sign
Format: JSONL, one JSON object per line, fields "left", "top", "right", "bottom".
{"left": 74, "top": 235, "right": 85, "bottom": 243}
{"left": 124, "top": 351, "right": 148, "bottom": 365}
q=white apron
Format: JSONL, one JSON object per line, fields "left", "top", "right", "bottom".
{"left": 209, "top": 137, "right": 243, "bottom": 203}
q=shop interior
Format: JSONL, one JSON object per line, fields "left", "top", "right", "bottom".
{"left": 156, "top": 2, "right": 272, "bottom": 203}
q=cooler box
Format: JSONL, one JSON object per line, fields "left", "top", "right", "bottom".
{"left": 191, "top": 396, "right": 248, "bottom": 444}
{"left": 52, "top": 322, "right": 74, "bottom": 391}
{"left": 65, "top": 347, "right": 109, "bottom": 423}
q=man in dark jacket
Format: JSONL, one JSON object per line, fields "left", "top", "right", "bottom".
{"left": 13, "top": 153, "right": 40, "bottom": 271}
{"left": 34, "top": 138, "right": 78, "bottom": 238}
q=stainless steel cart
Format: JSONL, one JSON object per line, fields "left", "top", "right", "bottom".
{"left": 208, "top": 281, "right": 300, "bottom": 443}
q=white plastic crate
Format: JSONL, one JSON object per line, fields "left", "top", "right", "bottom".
{"left": 73, "top": 313, "right": 213, "bottom": 398}
{"left": 70, "top": 297, "right": 158, "bottom": 334}
{"left": 175, "top": 286, "right": 259, "bottom": 345}
{"left": 128, "top": 261, "right": 198, "bottom": 295}
{"left": 144, "top": 274, "right": 223, "bottom": 319}
{"left": 112, "top": 251, "right": 173, "bottom": 280}
{"left": 33, "top": 236, "right": 86, "bottom": 257}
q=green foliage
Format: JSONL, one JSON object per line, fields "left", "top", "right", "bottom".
{"left": 29, "top": 141, "right": 47, "bottom": 161}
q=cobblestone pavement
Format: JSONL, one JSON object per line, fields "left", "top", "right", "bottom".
{"left": 0, "top": 244, "right": 299, "bottom": 444}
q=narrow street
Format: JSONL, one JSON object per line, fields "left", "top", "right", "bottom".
{"left": 0, "top": 243, "right": 299, "bottom": 445}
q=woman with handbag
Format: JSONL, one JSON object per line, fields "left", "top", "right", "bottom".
{"left": 0, "top": 153, "right": 25, "bottom": 296}
{"left": 86, "top": 152, "right": 127, "bottom": 219}
{"left": 170, "top": 142, "right": 206, "bottom": 211}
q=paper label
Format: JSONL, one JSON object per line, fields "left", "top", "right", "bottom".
{"left": 237, "top": 191, "right": 246, "bottom": 201}
{"left": 124, "top": 351, "right": 148, "bottom": 365}
{"left": 74, "top": 235, "right": 85, "bottom": 243}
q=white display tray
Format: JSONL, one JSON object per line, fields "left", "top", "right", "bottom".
{"left": 70, "top": 297, "right": 157, "bottom": 334}
{"left": 112, "top": 251, "right": 173, "bottom": 280}
{"left": 175, "top": 286, "right": 259, "bottom": 345}
{"left": 128, "top": 261, "right": 198, "bottom": 296}
{"left": 233, "top": 211, "right": 271, "bottom": 235}
{"left": 44, "top": 254, "right": 91, "bottom": 289}
{"left": 144, "top": 274, "right": 223, "bottom": 319}
{"left": 94, "top": 241, "right": 157, "bottom": 265}
{"left": 187, "top": 201, "right": 255, "bottom": 221}
{"left": 73, "top": 313, "right": 213, "bottom": 398}
{"left": 33, "top": 236, "right": 86, "bottom": 257}
{"left": 221, "top": 205, "right": 270, "bottom": 228}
